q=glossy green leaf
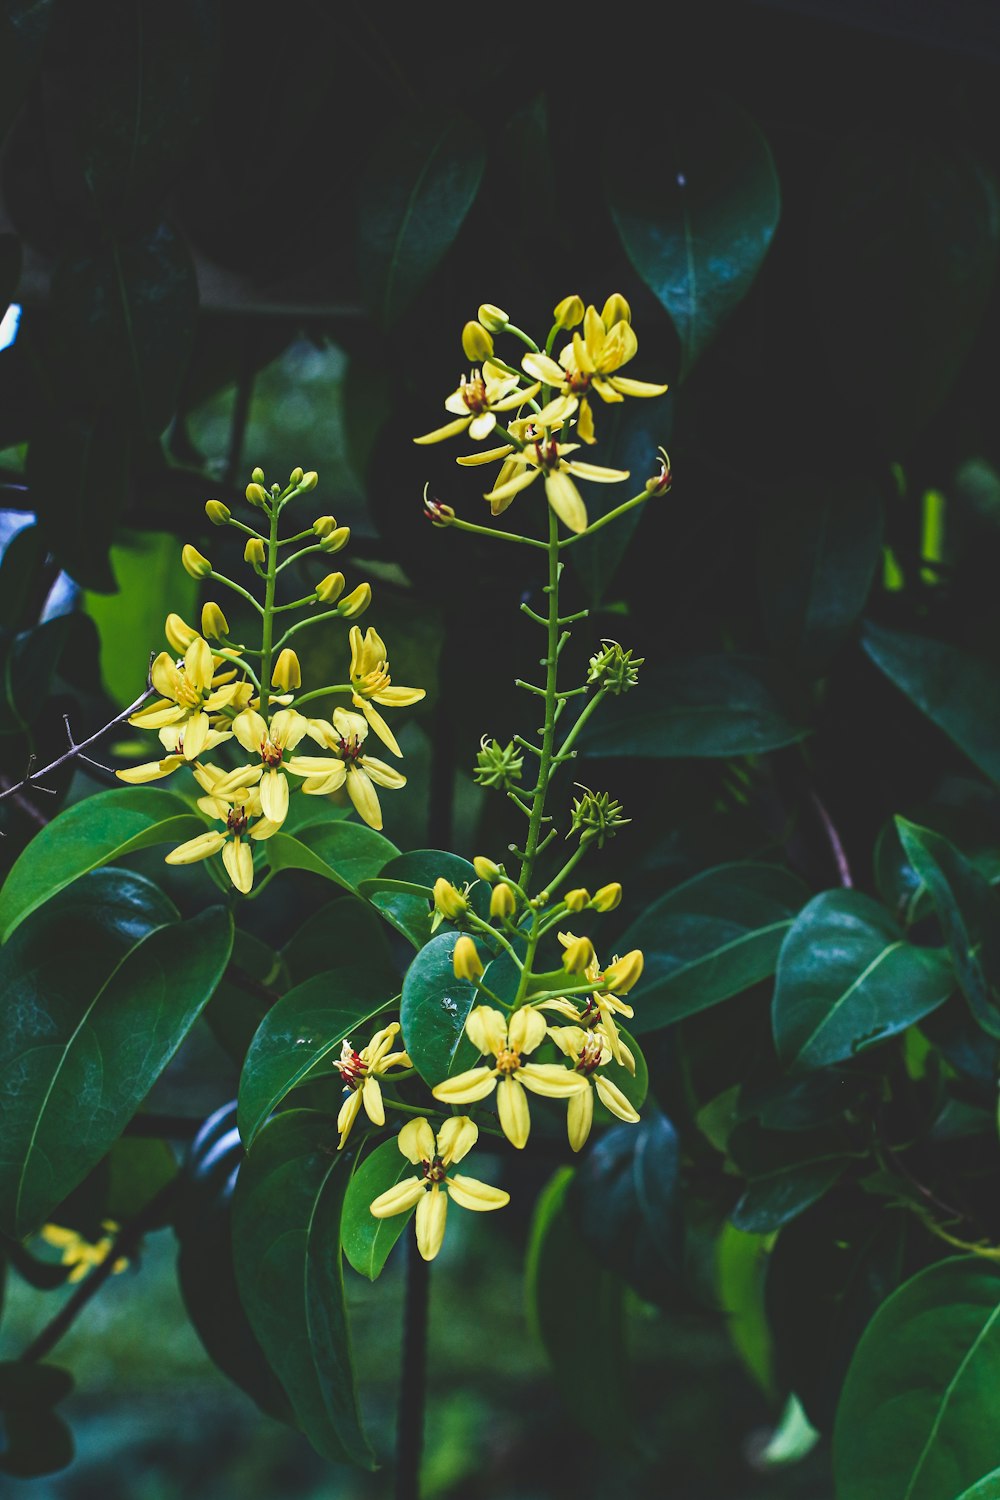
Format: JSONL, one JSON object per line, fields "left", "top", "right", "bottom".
{"left": 281, "top": 896, "right": 395, "bottom": 987}
{"left": 0, "top": 615, "right": 70, "bottom": 734}
{"left": 616, "top": 863, "right": 808, "bottom": 1034}
{"left": 341, "top": 1138, "right": 415, "bottom": 1282}
{"left": 0, "top": 524, "right": 45, "bottom": 632}
{"left": 715, "top": 1223, "right": 777, "bottom": 1399}
{"left": 265, "top": 822, "right": 399, "bottom": 896}
{"left": 730, "top": 1159, "right": 846, "bottom": 1235}
{"left": 0, "top": 899, "right": 231, "bottom": 1237}
{"left": 605, "top": 92, "right": 780, "bottom": 377}
{"left": 772, "top": 889, "right": 954, "bottom": 1072}
{"left": 861, "top": 620, "right": 1000, "bottom": 787}
{"left": 237, "top": 961, "right": 400, "bottom": 1146}
{"left": 833, "top": 1257, "right": 1000, "bottom": 1500}
{"left": 358, "top": 849, "right": 487, "bottom": 949}
{"left": 525, "top": 1167, "right": 631, "bottom": 1438}
{"left": 0, "top": 786, "right": 203, "bottom": 941}
{"left": 0, "top": 1362, "right": 73, "bottom": 1477}
{"left": 232, "top": 1110, "right": 372, "bottom": 1467}
{"left": 811, "top": 132, "right": 1000, "bottom": 451}
{"left": 757, "top": 475, "right": 884, "bottom": 675}
{"left": 357, "top": 114, "right": 486, "bottom": 329}
{"left": 895, "top": 818, "right": 1000, "bottom": 1038}
{"left": 954, "top": 1472, "right": 1000, "bottom": 1500}
{"left": 399, "top": 930, "right": 484, "bottom": 1088}
{"left": 576, "top": 656, "right": 810, "bottom": 760}
{"left": 83, "top": 530, "right": 198, "bottom": 707}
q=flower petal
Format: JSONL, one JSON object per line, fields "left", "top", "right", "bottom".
{"left": 414, "top": 416, "right": 472, "bottom": 445}
{"left": 259, "top": 768, "right": 289, "bottom": 823}
{"left": 115, "top": 756, "right": 184, "bottom": 784}
{"left": 465, "top": 1006, "right": 508, "bottom": 1058}
{"left": 398, "top": 1117, "right": 437, "bottom": 1164}
{"left": 232, "top": 708, "right": 268, "bottom": 754}
{"left": 437, "top": 1115, "right": 478, "bottom": 1166}
{"left": 359, "top": 701, "right": 402, "bottom": 758}
{"left": 594, "top": 1075, "right": 641, "bottom": 1123}
{"left": 431, "top": 1067, "right": 498, "bottom": 1105}
{"left": 543, "top": 470, "right": 588, "bottom": 534}
{"left": 608, "top": 375, "right": 669, "bottom": 398}
{"left": 165, "top": 830, "right": 228, "bottom": 864}
{"left": 415, "top": 1185, "right": 447, "bottom": 1260}
{"left": 509, "top": 1005, "right": 547, "bottom": 1056}
{"left": 521, "top": 351, "right": 565, "bottom": 384}
{"left": 346, "top": 765, "right": 383, "bottom": 829}
{"left": 567, "top": 1086, "right": 594, "bottom": 1152}
{"left": 446, "top": 1174, "right": 510, "bottom": 1211}
{"left": 370, "top": 1177, "right": 427, "bottom": 1217}
{"left": 222, "top": 838, "right": 254, "bottom": 894}
{"left": 361, "top": 1075, "right": 385, "bottom": 1126}
{"left": 518, "top": 1062, "right": 589, "bottom": 1097}
{"left": 497, "top": 1076, "right": 531, "bottom": 1148}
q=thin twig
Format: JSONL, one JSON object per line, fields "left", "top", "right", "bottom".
{"left": 807, "top": 787, "right": 853, "bottom": 888}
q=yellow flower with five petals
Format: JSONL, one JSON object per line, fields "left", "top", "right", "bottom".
{"left": 536, "top": 932, "right": 639, "bottom": 1071}
{"left": 480, "top": 430, "right": 630, "bottom": 535}
{"left": 225, "top": 706, "right": 312, "bottom": 825}
{"left": 413, "top": 364, "right": 540, "bottom": 446}
{"left": 369, "top": 1115, "right": 509, "bottom": 1262}
{"left": 334, "top": 1022, "right": 411, "bottom": 1149}
{"left": 348, "top": 626, "right": 425, "bottom": 757}
{"left": 431, "top": 1005, "right": 587, "bottom": 1148}
{"left": 127, "top": 637, "right": 248, "bottom": 759}
{"left": 166, "top": 774, "right": 280, "bottom": 893}
{"left": 286, "top": 708, "right": 406, "bottom": 831}
{"left": 548, "top": 1025, "right": 640, "bottom": 1150}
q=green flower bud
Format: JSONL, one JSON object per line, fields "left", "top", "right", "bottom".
{"left": 562, "top": 935, "right": 596, "bottom": 975}
{"left": 244, "top": 538, "right": 266, "bottom": 567}
{"left": 251, "top": 467, "right": 265, "bottom": 485}
{"left": 553, "top": 295, "right": 584, "bottom": 330}
{"left": 289, "top": 466, "right": 304, "bottom": 486}
{"left": 337, "top": 583, "right": 372, "bottom": 619}
{"left": 181, "top": 545, "right": 211, "bottom": 579}
{"left": 165, "top": 613, "right": 198, "bottom": 653}
{"left": 205, "top": 500, "right": 231, "bottom": 526}
{"left": 271, "top": 648, "right": 301, "bottom": 691}
{"left": 320, "top": 526, "right": 350, "bottom": 554}
{"left": 313, "top": 515, "right": 337, "bottom": 537}
{"left": 315, "top": 571, "right": 345, "bottom": 603}
{"left": 490, "top": 883, "right": 516, "bottom": 920}
{"left": 245, "top": 482, "right": 268, "bottom": 508}
{"left": 434, "top": 878, "right": 468, "bottom": 920}
{"left": 473, "top": 856, "right": 502, "bottom": 882}
{"left": 592, "top": 882, "right": 622, "bottom": 913}
{"left": 453, "top": 935, "right": 484, "bottom": 981}
{"left": 477, "top": 303, "right": 508, "bottom": 332}
{"left": 299, "top": 471, "right": 319, "bottom": 492}
{"left": 603, "top": 949, "right": 644, "bottom": 994}
{"left": 462, "top": 321, "right": 494, "bottom": 362}
{"left": 563, "top": 888, "right": 590, "bottom": 913}
{"left": 201, "top": 602, "right": 229, "bottom": 640}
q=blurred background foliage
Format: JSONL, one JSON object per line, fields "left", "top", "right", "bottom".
{"left": 2, "top": 0, "right": 1000, "bottom": 1495}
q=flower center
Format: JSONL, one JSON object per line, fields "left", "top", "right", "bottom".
{"left": 260, "top": 736, "right": 284, "bottom": 769}
{"left": 461, "top": 374, "right": 488, "bottom": 413}
{"left": 336, "top": 1042, "right": 367, "bottom": 1088}
{"left": 226, "top": 806, "right": 249, "bottom": 837}
{"left": 422, "top": 1154, "right": 448, "bottom": 1184}
{"left": 533, "top": 437, "right": 561, "bottom": 473}
{"left": 495, "top": 1046, "right": 521, "bottom": 1075}
{"left": 338, "top": 735, "right": 365, "bottom": 765}
{"left": 565, "top": 367, "right": 591, "bottom": 394}
{"left": 579, "top": 997, "right": 601, "bottom": 1028}
{"left": 575, "top": 1038, "right": 604, "bottom": 1075}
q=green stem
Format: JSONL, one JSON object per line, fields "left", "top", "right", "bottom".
{"left": 207, "top": 570, "right": 264, "bottom": 615}
{"left": 558, "top": 490, "right": 649, "bottom": 548}
{"left": 274, "top": 610, "right": 346, "bottom": 651}
{"left": 518, "top": 507, "right": 562, "bottom": 892}
{"left": 555, "top": 687, "right": 611, "bottom": 764}
{"left": 277, "top": 544, "right": 325, "bottom": 572}
{"left": 445, "top": 515, "right": 547, "bottom": 550}
{"left": 463, "top": 909, "right": 523, "bottom": 967}
{"left": 259, "top": 500, "right": 280, "bottom": 701}
{"left": 538, "top": 837, "right": 593, "bottom": 903}
{"left": 291, "top": 684, "right": 353, "bottom": 710}
{"left": 213, "top": 650, "right": 261, "bottom": 692}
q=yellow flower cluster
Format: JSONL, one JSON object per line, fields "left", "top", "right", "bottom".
{"left": 116, "top": 468, "right": 425, "bottom": 893}
{"left": 414, "top": 294, "right": 668, "bottom": 533}
{"left": 40, "top": 1221, "right": 129, "bottom": 1283}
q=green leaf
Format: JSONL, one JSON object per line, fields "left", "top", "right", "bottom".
{"left": 0, "top": 615, "right": 70, "bottom": 734}
{"left": 861, "top": 620, "right": 1000, "bottom": 787}
{"left": 811, "top": 132, "right": 1000, "bottom": 451}
{"left": 0, "top": 1362, "right": 74, "bottom": 1477}
{"left": 83, "top": 530, "right": 198, "bottom": 706}
{"left": 0, "top": 900, "right": 232, "bottom": 1237}
{"left": 772, "top": 889, "right": 954, "bottom": 1072}
{"left": 833, "top": 1257, "right": 1000, "bottom": 1500}
{"left": 25, "top": 410, "right": 130, "bottom": 591}
{"left": 605, "top": 92, "right": 780, "bottom": 378}
{"left": 265, "top": 822, "right": 399, "bottom": 896}
{"left": 0, "top": 523, "right": 45, "bottom": 632}
{"left": 237, "top": 962, "right": 401, "bottom": 1146}
{"left": 757, "top": 475, "right": 884, "bottom": 675}
{"left": 0, "top": 786, "right": 204, "bottom": 941}
{"left": 399, "top": 930, "right": 484, "bottom": 1088}
{"left": 231, "top": 1110, "right": 373, "bottom": 1468}
{"left": 730, "top": 1159, "right": 846, "bottom": 1235}
{"left": 281, "top": 896, "right": 395, "bottom": 987}
{"left": 525, "top": 1167, "right": 632, "bottom": 1439}
{"left": 954, "top": 1472, "right": 1000, "bottom": 1500}
{"left": 616, "top": 863, "right": 808, "bottom": 1034}
{"left": 357, "top": 114, "right": 486, "bottom": 329}
{"left": 894, "top": 818, "right": 1000, "bottom": 1038}
{"left": 576, "top": 656, "right": 810, "bottom": 759}
{"left": 358, "top": 849, "right": 487, "bottom": 949}
{"left": 716, "top": 1223, "right": 777, "bottom": 1399}
{"left": 341, "top": 1138, "right": 415, "bottom": 1282}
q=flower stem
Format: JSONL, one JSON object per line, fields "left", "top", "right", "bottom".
{"left": 558, "top": 490, "right": 649, "bottom": 548}
{"left": 258, "top": 500, "right": 281, "bottom": 702}
{"left": 518, "top": 507, "right": 562, "bottom": 893}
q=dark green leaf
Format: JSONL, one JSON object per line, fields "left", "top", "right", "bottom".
{"left": 0, "top": 615, "right": 70, "bottom": 734}
{"left": 715, "top": 1223, "right": 777, "bottom": 1399}
{"left": 576, "top": 656, "right": 811, "bottom": 759}
{"left": 237, "top": 962, "right": 400, "bottom": 1146}
{"left": 833, "top": 1257, "right": 1000, "bottom": 1500}
{"left": 954, "top": 1473, "right": 1000, "bottom": 1500}
{"left": 265, "top": 822, "right": 399, "bottom": 896}
{"left": 811, "top": 132, "right": 1000, "bottom": 451}
{"left": 281, "top": 896, "right": 395, "bottom": 986}
{"left": 525, "top": 1167, "right": 632, "bottom": 1439}
{"left": 357, "top": 114, "right": 485, "bottom": 329}
{"left": 399, "top": 930, "right": 484, "bottom": 1088}
{"left": 895, "top": 817, "right": 1000, "bottom": 1038}
{"left": 757, "top": 474, "right": 883, "bottom": 675}
{"left": 0, "top": 900, "right": 231, "bottom": 1236}
{"left": 0, "top": 524, "right": 45, "bottom": 632}
{"left": 232, "top": 1110, "right": 373, "bottom": 1467}
{"left": 730, "top": 1159, "right": 846, "bottom": 1234}
{"left": 341, "top": 1138, "right": 415, "bottom": 1282}
{"left": 26, "top": 410, "right": 129, "bottom": 590}
{"left": 358, "top": 849, "right": 487, "bottom": 949}
{"left": 605, "top": 93, "right": 780, "bottom": 377}
{"left": 0, "top": 786, "right": 203, "bottom": 941}
{"left": 617, "top": 863, "right": 808, "bottom": 1034}
{"left": 861, "top": 619, "right": 1000, "bottom": 786}
{"left": 0, "top": 1362, "right": 73, "bottom": 1477}
{"left": 772, "top": 889, "right": 954, "bottom": 1072}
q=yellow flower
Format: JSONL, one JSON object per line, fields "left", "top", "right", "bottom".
{"left": 369, "top": 1116, "right": 509, "bottom": 1262}
{"left": 480, "top": 429, "right": 629, "bottom": 535}
{"left": 413, "top": 364, "right": 540, "bottom": 446}
{"left": 165, "top": 775, "right": 280, "bottom": 894}
{"left": 40, "top": 1221, "right": 128, "bottom": 1283}
{"left": 334, "top": 1022, "right": 411, "bottom": 1149}
{"left": 126, "top": 637, "right": 247, "bottom": 759}
{"left": 548, "top": 1025, "right": 640, "bottom": 1150}
{"left": 453, "top": 935, "right": 484, "bottom": 980}
{"left": 521, "top": 297, "right": 668, "bottom": 445}
{"left": 225, "top": 706, "right": 311, "bottom": 825}
{"left": 348, "top": 626, "right": 425, "bottom": 757}
{"left": 536, "top": 932, "right": 639, "bottom": 1071}
{"left": 286, "top": 708, "right": 406, "bottom": 832}
{"left": 431, "top": 1005, "right": 587, "bottom": 1149}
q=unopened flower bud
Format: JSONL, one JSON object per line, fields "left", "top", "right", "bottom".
{"left": 289, "top": 466, "right": 304, "bottom": 486}
{"left": 646, "top": 446, "right": 672, "bottom": 496}
{"left": 490, "top": 883, "right": 516, "bottom": 920}
{"left": 201, "top": 602, "right": 229, "bottom": 640}
{"left": 553, "top": 295, "right": 584, "bottom": 330}
{"left": 603, "top": 949, "right": 644, "bottom": 994}
{"left": 244, "top": 538, "right": 266, "bottom": 567}
{"left": 462, "top": 321, "right": 494, "bottom": 362}
{"left": 601, "top": 293, "right": 631, "bottom": 328}
{"left": 320, "top": 526, "right": 350, "bottom": 554}
{"left": 251, "top": 467, "right": 265, "bottom": 485}
{"left": 423, "top": 493, "right": 455, "bottom": 526}
{"left": 434, "top": 878, "right": 468, "bottom": 920}
{"left": 181, "top": 545, "right": 211, "bottom": 578}
{"left": 564, "top": 888, "right": 590, "bottom": 913}
{"left": 205, "top": 500, "right": 231, "bottom": 526}
{"left": 592, "top": 882, "right": 623, "bottom": 913}
{"left": 313, "top": 515, "right": 337, "bottom": 537}
{"left": 562, "top": 935, "right": 596, "bottom": 975}
{"left": 315, "top": 571, "right": 345, "bottom": 603}
{"left": 299, "top": 471, "right": 318, "bottom": 492}
{"left": 337, "top": 583, "right": 371, "bottom": 619}
{"left": 245, "top": 482, "right": 268, "bottom": 508}
{"left": 473, "top": 856, "right": 502, "bottom": 882}
{"left": 477, "top": 303, "right": 508, "bottom": 333}
{"left": 453, "top": 935, "right": 484, "bottom": 982}
{"left": 271, "top": 648, "right": 301, "bottom": 691}
{"left": 164, "top": 613, "right": 198, "bottom": 653}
